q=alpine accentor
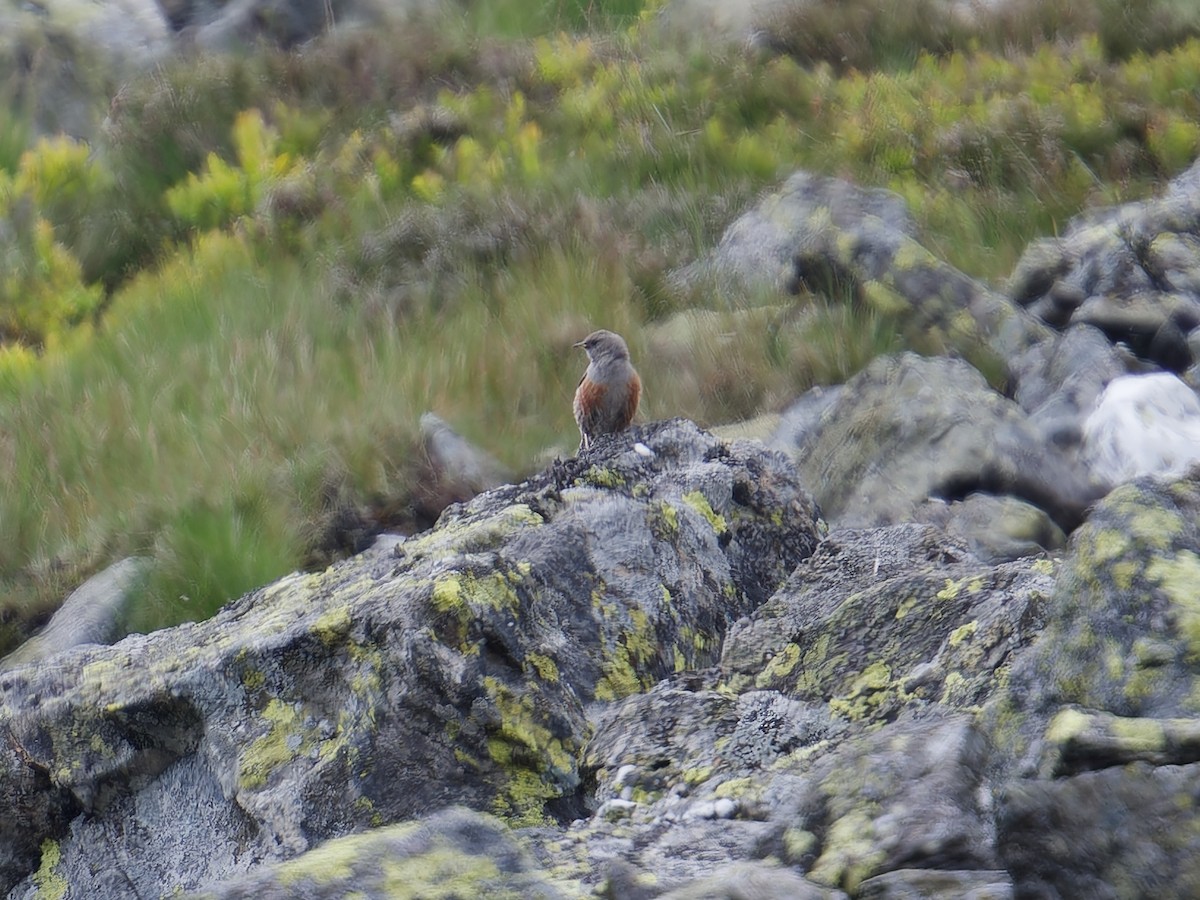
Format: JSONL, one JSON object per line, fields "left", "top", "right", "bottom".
{"left": 573, "top": 329, "right": 641, "bottom": 452}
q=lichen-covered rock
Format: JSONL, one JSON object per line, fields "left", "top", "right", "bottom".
{"left": 857, "top": 868, "right": 1014, "bottom": 899}
{"left": 656, "top": 860, "right": 848, "bottom": 899}
{"left": 997, "top": 762, "right": 1200, "bottom": 899}
{"left": 0, "top": 419, "right": 820, "bottom": 896}
{"left": 722, "top": 523, "right": 1052, "bottom": 717}
{"left": 791, "top": 352, "right": 1100, "bottom": 532}
{"left": 1010, "top": 156, "right": 1200, "bottom": 371}
{"left": 980, "top": 475, "right": 1200, "bottom": 897}
{"left": 187, "top": 806, "right": 567, "bottom": 900}
{"left": 675, "top": 171, "right": 1048, "bottom": 362}
{"left": 911, "top": 494, "right": 1065, "bottom": 563}
{"left": 998, "top": 478, "right": 1200, "bottom": 726}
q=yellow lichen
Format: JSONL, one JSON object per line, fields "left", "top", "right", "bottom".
{"left": 32, "top": 839, "right": 67, "bottom": 900}
{"left": 948, "top": 621, "right": 977, "bottom": 647}
{"left": 756, "top": 642, "right": 802, "bottom": 687}
{"left": 682, "top": 490, "right": 727, "bottom": 535}
{"left": 239, "top": 698, "right": 314, "bottom": 790}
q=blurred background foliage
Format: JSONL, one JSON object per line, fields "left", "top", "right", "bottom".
{"left": 1, "top": 0, "right": 1198, "bottom": 648}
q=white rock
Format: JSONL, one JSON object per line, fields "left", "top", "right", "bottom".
{"left": 1082, "top": 373, "right": 1200, "bottom": 487}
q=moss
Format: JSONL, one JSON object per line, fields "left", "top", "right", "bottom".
{"left": 936, "top": 578, "right": 963, "bottom": 600}
{"left": 525, "top": 652, "right": 559, "bottom": 683}
{"left": 682, "top": 490, "right": 727, "bottom": 535}
{"left": 1126, "top": 504, "right": 1185, "bottom": 549}
{"left": 657, "top": 501, "right": 679, "bottom": 536}
{"left": 862, "top": 280, "right": 908, "bottom": 316}
{"left": 1031, "top": 558, "right": 1056, "bottom": 576}
{"left": 354, "top": 795, "right": 385, "bottom": 828}
{"left": 673, "top": 647, "right": 687, "bottom": 673}
{"left": 404, "top": 505, "right": 544, "bottom": 559}
{"left": 782, "top": 827, "right": 817, "bottom": 862}
{"left": 894, "top": 594, "right": 918, "bottom": 620}
{"left": 243, "top": 667, "right": 266, "bottom": 691}
{"left": 481, "top": 676, "right": 577, "bottom": 826}
{"left": 713, "top": 776, "right": 757, "bottom": 799}
{"left": 1109, "top": 715, "right": 1168, "bottom": 754}
{"left": 683, "top": 765, "right": 713, "bottom": 786}
{"left": 1045, "top": 707, "right": 1092, "bottom": 744}
{"left": 32, "top": 839, "right": 67, "bottom": 900}
{"left": 277, "top": 826, "right": 390, "bottom": 887}
{"left": 431, "top": 568, "right": 524, "bottom": 639}
{"left": 594, "top": 643, "right": 645, "bottom": 701}
{"left": 939, "top": 670, "right": 970, "bottom": 705}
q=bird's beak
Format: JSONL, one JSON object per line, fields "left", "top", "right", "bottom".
{"left": 573, "top": 339, "right": 586, "bottom": 349}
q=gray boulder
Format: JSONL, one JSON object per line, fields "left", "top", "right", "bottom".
{"left": 1010, "top": 323, "right": 1125, "bottom": 449}
{"left": 0, "top": 557, "right": 148, "bottom": 672}
{"left": 790, "top": 352, "right": 1101, "bottom": 533}
{"left": 997, "top": 763, "right": 1200, "bottom": 899}
{"left": 911, "top": 494, "right": 1065, "bottom": 564}
{"left": 416, "top": 411, "right": 514, "bottom": 520}
{"left": 674, "top": 171, "right": 1049, "bottom": 364}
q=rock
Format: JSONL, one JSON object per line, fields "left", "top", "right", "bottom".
{"left": 979, "top": 471, "right": 1200, "bottom": 899}
{"left": 0, "top": 557, "right": 149, "bottom": 672}
{"left": 415, "top": 412, "right": 513, "bottom": 520}
{"left": 1010, "top": 156, "right": 1200, "bottom": 370}
{"left": 997, "top": 763, "right": 1200, "bottom": 899}
{"left": 674, "top": 171, "right": 918, "bottom": 296}
{"left": 0, "top": 0, "right": 168, "bottom": 137}
{"left": 653, "top": 0, "right": 801, "bottom": 45}
{"left": 994, "top": 478, "right": 1200, "bottom": 728}
{"left": 790, "top": 352, "right": 1100, "bottom": 532}
{"left": 1081, "top": 372, "right": 1200, "bottom": 487}
{"left": 857, "top": 868, "right": 1014, "bottom": 899}
{"left": 187, "top": 806, "right": 567, "bottom": 899}
{"left": 188, "top": 0, "right": 413, "bottom": 50}
{"left": 765, "top": 384, "right": 842, "bottom": 458}
{"left": 674, "top": 171, "right": 1049, "bottom": 363}
{"left": 656, "top": 860, "right": 848, "bottom": 899}
{"left": 1010, "top": 324, "right": 1125, "bottom": 449}
{"left": 1039, "top": 708, "right": 1200, "bottom": 778}
{"left": 722, "top": 522, "right": 1052, "bottom": 716}
{"left": 0, "top": 419, "right": 820, "bottom": 895}
{"left": 911, "top": 494, "right": 1065, "bottom": 563}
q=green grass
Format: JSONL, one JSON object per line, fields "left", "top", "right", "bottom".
{"left": 2, "top": 0, "right": 1200, "bottom": 649}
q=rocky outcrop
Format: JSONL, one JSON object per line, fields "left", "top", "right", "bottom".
{"left": 0, "top": 420, "right": 820, "bottom": 896}
{"left": 4, "top": 420, "right": 1200, "bottom": 896}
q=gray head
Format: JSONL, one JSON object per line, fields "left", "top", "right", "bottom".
{"left": 574, "top": 330, "right": 631, "bottom": 365}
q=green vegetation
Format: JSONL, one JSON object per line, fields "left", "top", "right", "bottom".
{"left": 1, "top": 0, "right": 1199, "bottom": 647}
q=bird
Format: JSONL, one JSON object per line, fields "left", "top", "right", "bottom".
{"left": 573, "top": 329, "right": 641, "bottom": 453}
